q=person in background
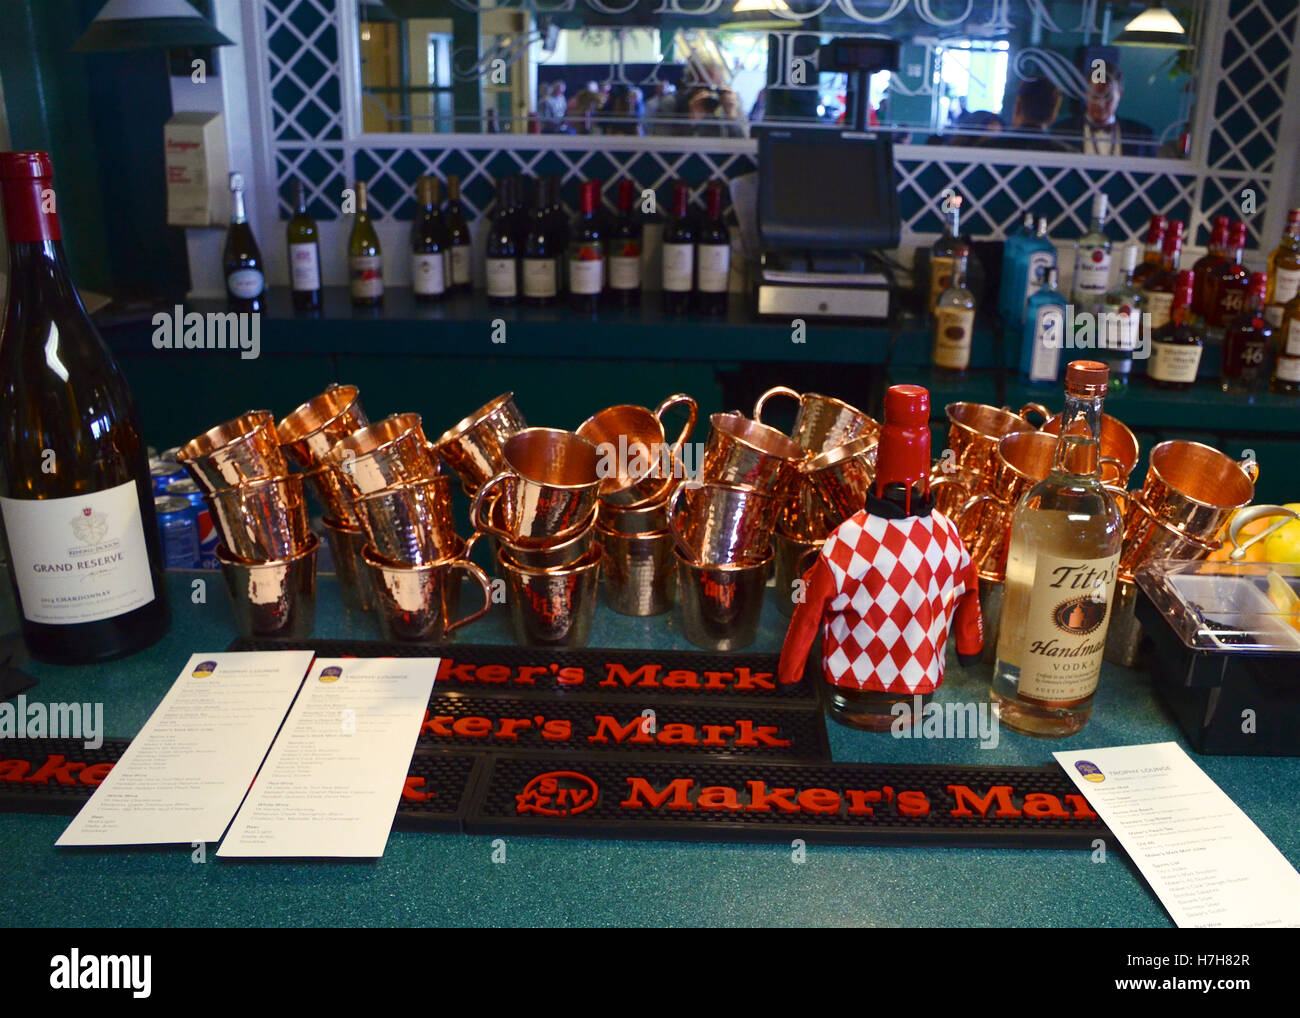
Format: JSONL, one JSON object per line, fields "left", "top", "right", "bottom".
{"left": 569, "top": 80, "right": 606, "bottom": 134}
{"left": 539, "top": 81, "right": 568, "bottom": 133}
{"left": 602, "top": 84, "right": 644, "bottom": 136}
{"left": 952, "top": 109, "right": 1003, "bottom": 145}
{"left": 1058, "top": 62, "right": 1157, "bottom": 157}
{"left": 982, "top": 76, "right": 1072, "bottom": 151}
{"left": 649, "top": 58, "right": 747, "bottom": 138}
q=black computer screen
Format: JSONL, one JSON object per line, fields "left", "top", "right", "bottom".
{"left": 757, "top": 129, "right": 899, "bottom": 251}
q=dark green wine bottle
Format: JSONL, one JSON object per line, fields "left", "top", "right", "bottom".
{"left": 348, "top": 180, "right": 383, "bottom": 307}
{"left": 224, "top": 173, "right": 264, "bottom": 312}
{"left": 287, "top": 180, "right": 321, "bottom": 313}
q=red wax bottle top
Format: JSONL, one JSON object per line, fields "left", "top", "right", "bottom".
{"left": 874, "top": 383, "right": 931, "bottom": 511}
{"left": 617, "top": 178, "right": 635, "bottom": 212}
{"left": 579, "top": 179, "right": 600, "bottom": 214}
{"left": 0, "top": 149, "right": 61, "bottom": 243}
{"left": 1248, "top": 272, "right": 1268, "bottom": 300}
{"left": 670, "top": 180, "right": 689, "bottom": 218}
{"left": 1229, "top": 221, "right": 1248, "bottom": 248}
{"left": 705, "top": 181, "right": 724, "bottom": 218}
{"left": 1066, "top": 359, "right": 1109, "bottom": 395}
{"left": 1174, "top": 269, "right": 1195, "bottom": 306}
{"left": 1146, "top": 214, "right": 1168, "bottom": 243}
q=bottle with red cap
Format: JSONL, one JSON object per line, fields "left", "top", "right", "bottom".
{"left": 1131, "top": 214, "right": 1168, "bottom": 289}
{"left": 0, "top": 150, "right": 170, "bottom": 663}
{"left": 991, "top": 359, "right": 1123, "bottom": 738}
{"left": 661, "top": 179, "right": 694, "bottom": 316}
{"left": 1205, "top": 220, "right": 1251, "bottom": 337}
{"left": 1191, "top": 215, "right": 1231, "bottom": 317}
{"left": 607, "top": 179, "right": 643, "bottom": 307}
{"left": 1221, "top": 272, "right": 1275, "bottom": 395}
{"left": 1147, "top": 269, "right": 1202, "bottom": 391}
{"left": 695, "top": 180, "right": 731, "bottom": 317}
{"left": 1138, "top": 219, "right": 1184, "bottom": 332}
{"left": 567, "top": 178, "right": 604, "bottom": 314}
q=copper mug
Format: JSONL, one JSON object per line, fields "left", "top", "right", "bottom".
{"left": 1041, "top": 411, "right": 1138, "bottom": 486}
{"left": 772, "top": 532, "right": 823, "bottom": 620}
{"left": 353, "top": 476, "right": 457, "bottom": 565}
{"left": 576, "top": 393, "right": 698, "bottom": 508}
{"left": 364, "top": 534, "right": 492, "bottom": 642}
{"left": 276, "top": 384, "right": 369, "bottom": 470}
{"left": 668, "top": 480, "right": 774, "bottom": 566}
{"left": 216, "top": 533, "right": 318, "bottom": 638}
{"left": 799, "top": 433, "right": 880, "bottom": 527}
{"left": 320, "top": 515, "right": 374, "bottom": 612}
{"left": 470, "top": 428, "right": 601, "bottom": 546}
{"left": 944, "top": 402, "right": 1043, "bottom": 484}
{"left": 178, "top": 411, "right": 287, "bottom": 493}
{"left": 204, "top": 474, "right": 311, "bottom": 562}
{"left": 700, "top": 412, "right": 803, "bottom": 491}
{"left": 500, "top": 507, "right": 600, "bottom": 570}
{"left": 499, "top": 545, "right": 603, "bottom": 647}
{"left": 1136, "top": 440, "right": 1257, "bottom": 538}
{"left": 929, "top": 461, "right": 983, "bottom": 521}
{"left": 674, "top": 544, "right": 772, "bottom": 652}
{"left": 600, "top": 497, "right": 672, "bottom": 536}
{"left": 1118, "top": 498, "right": 1222, "bottom": 583}
{"left": 323, "top": 412, "right": 439, "bottom": 499}
{"left": 435, "top": 392, "right": 528, "bottom": 492}
{"left": 752, "top": 387, "right": 879, "bottom": 454}
{"left": 302, "top": 462, "right": 360, "bottom": 527}
{"left": 596, "top": 525, "right": 675, "bottom": 616}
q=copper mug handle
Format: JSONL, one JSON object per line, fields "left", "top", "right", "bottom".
{"left": 469, "top": 472, "right": 514, "bottom": 541}
{"left": 654, "top": 392, "right": 698, "bottom": 470}
{"left": 1103, "top": 482, "right": 1129, "bottom": 519}
{"left": 752, "top": 385, "right": 802, "bottom": 428}
{"left": 1017, "top": 403, "right": 1051, "bottom": 428}
{"left": 666, "top": 480, "right": 703, "bottom": 559}
{"left": 1238, "top": 456, "right": 1261, "bottom": 485}
{"left": 441, "top": 533, "right": 493, "bottom": 634}
{"left": 1227, "top": 504, "right": 1299, "bottom": 560}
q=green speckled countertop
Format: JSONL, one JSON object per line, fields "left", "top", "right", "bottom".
{"left": 2, "top": 569, "right": 1296, "bottom": 929}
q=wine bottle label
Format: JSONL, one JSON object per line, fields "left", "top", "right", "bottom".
{"left": 1265, "top": 304, "right": 1286, "bottom": 328}
{"left": 1275, "top": 355, "right": 1300, "bottom": 383}
{"left": 697, "top": 243, "right": 731, "bottom": 293}
{"left": 349, "top": 255, "right": 383, "bottom": 298}
{"left": 227, "top": 269, "right": 264, "bottom": 299}
{"left": 0, "top": 482, "right": 155, "bottom": 625}
{"left": 1023, "top": 250, "right": 1056, "bottom": 305}
{"left": 609, "top": 254, "right": 641, "bottom": 291}
{"left": 411, "top": 252, "right": 446, "bottom": 296}
{"left": 927, "top": 257, "right": 953, "bottom": 311}
{"left": 289, "top": 243, "right": 320, "bottom": 292}
{"left": 1273, "top": 265, "right": 1300, "bottom": 305}
{"left": 1014, "top": 550, "right": 1120, "bottom": 708}
{"left": 1142, "top": 290, "right": 1174, "bottom": 331}
{"left": 1149, "top": 340, "right": 1202, "bottom": 383}
{"left": 1287, "top": 318, "right": 1300, "bottom": 356}
{"left": 1029, "top": 306, "right": 1063, "bottom": 381}
{"left": 569, "top": 246, "right": 604, "bottom": 295}
{"left": 450, "top": 245, "right": 471, "bottom": 286}
{"left": 662, "top": 243, "right": 694, "bottom": 293}
{"left": 522, "top": 258, "right": 557, "bottom": 298}
{"left": 932, "top": 308, "right": 975, "bottom": 370}
{"left": 1073, "top": 248, "right": 1112, "bottom": 297}
{"left": 486, "top": 258, "right": 517, "bottom": 298}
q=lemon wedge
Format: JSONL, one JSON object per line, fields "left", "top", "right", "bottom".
{"left": 1265, "top": 571, "right": 1300, "bottom": 632}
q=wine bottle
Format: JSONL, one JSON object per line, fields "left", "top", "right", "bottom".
{"left": 485, "top": 176, "right": 520, "bottom": 306}
{"left": 567, "top": 179, "right": 604, "bottom": 315}
{"left": 0, "top": 150, "right": 169, "bottom": 663}
{"left": 695, "top": 180, "right": 731, "bottom": 317}
{"left": 411, "top": 175, "right": 449, "bottom": 303}
{"left": 348, "top": 179, "right": 383, "bottom": 307}
{"left": 286, "top": 180, "right": 321, "bottom": 313}
{"left": 522, "top": 178, "right": 559, "bottom": 307}
{"left": 608, "top": 179, "right": 643, "bottom": 307}
{"left": 224, "top": 172, "right": 264, "bottom": 312}
{"left": 661, "top": 180, "right": 694, "bottom": 316}
{"left": 443, "top": 174, "right": 472, "bottom": 293}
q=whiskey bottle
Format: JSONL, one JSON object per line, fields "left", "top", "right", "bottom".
{"left": 1221, "top": 272, "right": 1274, "bottom": 395}
{"left": 1265, "top": 208, "right": 1300, "bottom": 327}
{"left": 1138, "top": 219, "right": 1184, "bottom": 332}
{"left": 932, "top": 248, "right": 975, "bottom": 377}
{"left": 1205, "top": 220, "right": 1250, "bottom": 339}
{"left": 1272, "top": 285, "right": 1300, "bottom": 394}
{"left": 991, "top": 360, "right": 1123, "bottom": 738}
{"left": 1191, "top": 215, "right": 1230, "bottom": 318}
{"left": 1131, "top": 213, "right": 1168, "bottom": 289}
{"left": 1148, "top": 270, "right": 1202, "bottom": 391}
{"left": 927, "top": 194, "right": 963, "bottom": 317}
{"left": 1099, "top": 241, "right": 1144, "bottom": 388}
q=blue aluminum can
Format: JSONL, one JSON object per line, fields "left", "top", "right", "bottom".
{"left": 150, "top": 458, "right": 187, "bottom": 496}
{"left": 155, "top": 495, "right": 199, "bottom": 570}
{"left": 165, "top": 478, "right": 218, "bottom": 568}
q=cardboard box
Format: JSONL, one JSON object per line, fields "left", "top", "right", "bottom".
{"left": 164, "top": 112, "right": 227, "bottom": 227}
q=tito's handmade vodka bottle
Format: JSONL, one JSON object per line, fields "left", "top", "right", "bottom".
{"left": 990, "top": 360, "right": 1123, "bottom": 737}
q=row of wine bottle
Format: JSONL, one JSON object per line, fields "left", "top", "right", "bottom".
{"left": 223, "top": 172, "right": 733, "bottom": 317}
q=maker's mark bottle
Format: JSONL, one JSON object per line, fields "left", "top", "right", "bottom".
{"left": 991, "top": 360, "right": 1123, "bottom": 737}
{"left": 0, "top": 151, "right": 170, "bottom": 663}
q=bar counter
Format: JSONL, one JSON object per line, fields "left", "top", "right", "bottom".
{"left": 3, "top": 571, "right": 1298, "bottom": 929}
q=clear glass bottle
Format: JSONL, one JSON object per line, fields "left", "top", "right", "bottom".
{"left": 1099, "top": 241, "right": 1144, "bottom": 388}
{"left": 347, "top": 180, "right": 383, "bottom": 308}
{"left": 991, "top": 360, "right": 1124, "bottom": 738}
{"left": 1072, "top": 193, "right": 1112, "bottom": 312}
{"left": 932, "top": 248, "right": 975, "bottom": 377}
{"left": 1021, "top": 266, "right": 1066, "bottom": 385}
{"left": 927, "top": 194, "right": 962, "bottom": 317}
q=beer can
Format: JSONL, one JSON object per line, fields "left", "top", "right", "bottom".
{"left": 165, "top": 478, "right": 219, "bottom": 569}
{"left": 155, "top": 495, "right": 200, "bottom": 570}
{"left": 150, "top": 458, "right": 187, "bottom": 496}
{"left": 158, "top": 446, "right": 183, "bottom": 462}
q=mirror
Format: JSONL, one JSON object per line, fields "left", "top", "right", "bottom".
{"left": 356, "top": 0, "right": 1204, "bottom": 158}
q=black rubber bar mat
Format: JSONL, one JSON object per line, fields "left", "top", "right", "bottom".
{"left": 227, "top": 638, "right": 816, "bottom": 703}
{"left": 464, "top": 754, "right": 1111, "bottom": 849}
{"left": 419, "top": 691, "right": 830, "bottom": 761}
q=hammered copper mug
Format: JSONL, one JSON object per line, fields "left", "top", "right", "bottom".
{"left": 323, "top": 412, "right": 438, "bottom": 499}
{"left": 178, "top": 411, "right": 287, "bottom": 493}
{"left": 668, "top": 480, "right": 774, "bottom": 566}
{"left": 1136, "top": 440, "right": 1257, "bottom": 537}
{"left": 435, "top": 392, "right": 527, "bottom": 492}
{"left": 675, "top": 545, "right": 772, "bottom": 651}
{"left": 216, "top": 533, "right": 318, "bottom": 638}
{"left": 799, "top": 433, "right": 880, "bottom": 527}
{"left": 470, "top": 428, "right": 601, "bottom": 546}
{"left": 752, "top": 387, "right": 879, "bottom": 453}
{"left": 499, "top": 545, "right": 603, "bottom": 647}
{"left": 204, "top": 473, "right": 311, "bottom": 562}
{"left": 1042, "top": 411, "right": 1138, "bottom": 486}
{"left": 364, "top": 534, "right": 492, "bottom": 642}
{"left": 276, "top": 384, "right": 369, "bottom": 470}
{"left": 576, "top": 393, "right": 698, "bottom": 508}
{"left": 353, "top": 476, "right": 457, "bottom": 564}
{"left": 944, "top": 402, "right": 1043, "bottom": 483}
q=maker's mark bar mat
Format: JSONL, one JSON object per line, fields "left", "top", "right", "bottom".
{"left": 227, "top": 639, "right": 815, "bottom": 702}
{"left": 465, "top": 754, "right": 1110, "bottom": 849}
{"left": 420, "top": 692, "right": 830, "bottom": 761}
